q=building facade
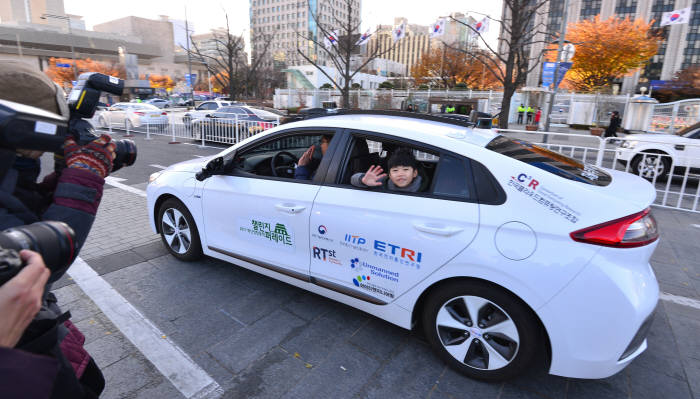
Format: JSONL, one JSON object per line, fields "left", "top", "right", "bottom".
{"left": 365, "top": 14, "right": 477, "bottom": 76}
{"left": 513, "top": 0, "right": 697, "bottom": 93}
{"left": 249, "top": 0, "right": 361, "bottom": 69}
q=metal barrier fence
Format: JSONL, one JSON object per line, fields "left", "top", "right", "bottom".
{"left": 649, "top": 99, "right": 700, "bottom": 134}
{"left": 90, "top": 110, "right": 280, "bottom": 146}
{"left": 497, "top": 129, "right": 700, "bottom": 213}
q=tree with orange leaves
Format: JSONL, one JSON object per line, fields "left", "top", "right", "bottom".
{"left": 547, "top": 16, "right": 659, "bottom": 93}
{"left": 411, "top": 46, "right": 501, "bottom": 90}
{"left": 45, "top": 57, "right": 125, "bottom": 87}
{"left": 148, "top": 74, "right": 175, "bottom": 90}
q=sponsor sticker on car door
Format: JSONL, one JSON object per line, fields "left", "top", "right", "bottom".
{"left": 238, "top": 216, "right": 295, "bottom": 252}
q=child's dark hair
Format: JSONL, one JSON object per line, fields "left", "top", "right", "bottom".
{"left": 387, "top": 147, "right": 418, "bottom": 170}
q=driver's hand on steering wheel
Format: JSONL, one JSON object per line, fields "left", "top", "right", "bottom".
{"left": 298, "top": 145, "right": 315, "bottom": 167}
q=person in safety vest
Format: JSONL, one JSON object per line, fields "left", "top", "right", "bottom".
{"left": 517, "top": 104, "right": 526, "bottom": 124}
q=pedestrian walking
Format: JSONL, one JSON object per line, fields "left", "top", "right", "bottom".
{"left": 605, "top": 111, "right": 621, "bottom": 138}
{"left": 517, "top": 104, "right": 525, "bottom": 124}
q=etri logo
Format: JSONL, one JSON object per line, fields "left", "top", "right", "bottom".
{"left": 313, "top": 246, "right": 341, "bottom": 265}
{"left": 318, "top": 225, "right": 327, "bottom": 235}
{"left": 515, "top": 173, "right": 539, "bottom": 190}
{"left": 344, "top": 234, "right": 366, "bottom": 245}
{"left": 373, "top": 240, "right": 423, "bottom": 263}
{"left": 352, "top": 275, "right": 370, "bottom": 287}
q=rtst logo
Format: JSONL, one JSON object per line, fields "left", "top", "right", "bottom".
{"left": 313, "top": 246, "right": 337, "bottom": 260}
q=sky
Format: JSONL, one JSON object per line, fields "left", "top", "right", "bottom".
{"left": 64, "top": 0, "right": 503, "bottom": 49}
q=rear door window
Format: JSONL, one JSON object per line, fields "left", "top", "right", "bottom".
{"left": 486, "top": 136, "right": 611, "bottom": 186}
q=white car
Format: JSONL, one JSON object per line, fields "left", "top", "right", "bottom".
{"left": 147, "top": 112, "right": 660, "bottom": 381}
{"left": 145, "top": 98, "right": 172, "bottom": 109}
{"left": 181, "top": 100, "right": 235, "bottom": 125}
{"left": 96, "top": 103, "right": 168, "bottom": 130}
{"left": 616, "top": 123, "right": 700, "bottom": 179}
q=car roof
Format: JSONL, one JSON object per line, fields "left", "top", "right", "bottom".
{"left": 280, "top": 114, "right": 499, "bottom": 149}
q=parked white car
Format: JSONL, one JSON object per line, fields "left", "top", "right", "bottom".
{"left": 616, "top": 122, "right": 700, "bottom": 179}
{"left": 96, "top": 103, "right": 168, "bottom": 130}
{"left": 181, "top": 100, "right": 235, "bottom": 125}
{"left": 145, "top": 98, "right": 172, "bottom": 109}
{"left": 147, "top": 111, "right": 659, "bottom": 381}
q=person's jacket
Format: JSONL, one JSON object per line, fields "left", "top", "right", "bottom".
{"left": 517, "top": 106, "right": 526, "bottom": 113}
{"left": 606, "top": 115, "right": 622, "bottom": 135}
{"left": 0, "top": 155, "right": 106, "bottom": 398}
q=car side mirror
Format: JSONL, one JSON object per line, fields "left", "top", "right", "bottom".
{"left": 196, "top": 156, "right": 225, "bottom": 181}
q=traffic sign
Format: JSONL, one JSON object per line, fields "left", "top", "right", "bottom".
{"left": 56, "top": 63, "right": 71, "bottom": 68}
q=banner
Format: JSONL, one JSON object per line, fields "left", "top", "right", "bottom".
{"left": 542, "top": 62, "right": 573, "bottom": 89}
{"left": 660, "top": 7, "right": 691, "bottom": 26}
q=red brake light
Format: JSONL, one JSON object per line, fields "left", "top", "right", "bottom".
{"left": 570, "top": 208, "right": 658, "bottom": 248}
{"left": 134, "top": 111, "right": 145, "bottom": 116}
{"left": 161, "top": 112, "right": 167, "bottom": 115}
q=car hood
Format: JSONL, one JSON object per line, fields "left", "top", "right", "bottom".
{"left": 166, "top": 155, "right": 216, "bottom": 173}
{"left": 624, "top": 133, "right": 690, "bottom": 144}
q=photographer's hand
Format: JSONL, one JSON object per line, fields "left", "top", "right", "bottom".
{"left": 0, "top": 250, "right": 50, "bottom": 348}
{"left": 64, "top": 135, "right": 117, "bottom": 179}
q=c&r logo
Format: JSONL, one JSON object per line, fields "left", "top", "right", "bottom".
{"left": 516, "top": 173, "right": 539, "bottom": 190}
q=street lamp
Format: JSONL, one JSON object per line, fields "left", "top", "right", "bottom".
{"left": 40, "top": 13, "right": 79, "bottom": 81}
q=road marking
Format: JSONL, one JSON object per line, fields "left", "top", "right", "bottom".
{"left": 149, "top": 164, "right": 168, "bottom": 169}
{"left": 105, "top": 176, "right": 146, "bottom": 198}
{"left": 68, "top": 258, "right": 223, "bottom": 399}
{"left": 660, "top": 292, "right": 700, "bottom": 310}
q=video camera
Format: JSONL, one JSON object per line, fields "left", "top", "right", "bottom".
{"left": 0, "top": 221, "right": 76, "bottom": 285}
{"left": 0, "top": 72, "right": 136, "bottom": 172}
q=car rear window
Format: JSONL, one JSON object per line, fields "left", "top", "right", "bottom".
{"left": 486, "top": 136, "right": 611, "bottom": 186}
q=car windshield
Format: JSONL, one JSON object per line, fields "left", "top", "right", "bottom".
{"left": 486, "top": 135, "right": 612, "bottom": 186}
{"left": 247, "top": 108, "right": 279, "bottom": 120}
{"left": 682, "top": 127, "right": 699, "bottom": 138}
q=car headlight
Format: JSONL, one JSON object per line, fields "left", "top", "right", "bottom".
{"left": 620, "top": 140, "right": 637, "bottom": 149}
{"left": 149, "top": 171, "right": 163, "bottom": 183}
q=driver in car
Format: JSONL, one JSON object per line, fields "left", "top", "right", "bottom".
{"left": 294, "top": 135, "right": 332, "bottom": 180}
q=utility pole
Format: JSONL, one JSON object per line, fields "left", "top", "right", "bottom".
{"left": 185, "top": 5, "right": 195, "bottom": 109}
{"left": 543, "top": 0, "right": 569, "bottom": 133}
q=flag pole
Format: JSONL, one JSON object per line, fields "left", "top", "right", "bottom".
{"left": 543, "top": 0, "right": 569, "bottom": 135}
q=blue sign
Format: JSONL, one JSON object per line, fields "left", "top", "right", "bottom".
{"left": 56, "top": 63, "right": 71, "bottom": 68}
{"left": 542, "top": 62, "right": 572, "bottom": 89}
{"left": 185, "top": 73, "right": 197, "bottom": 86}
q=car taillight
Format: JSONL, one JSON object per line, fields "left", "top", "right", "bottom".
{"left": 161, "top": 112, "right": 167, "bottom": 115}
{"left": 134, "top": 111, "right": 145, "bottom": 116}
{"left": 570, "top": 208, "right": 658, "bottom": 248}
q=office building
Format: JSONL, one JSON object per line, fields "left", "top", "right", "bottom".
{"left": 249, "top": 0, "right": 361, "bottom": 69}
{"left": 508, "top": 0, "right": 697, "bottom": 93}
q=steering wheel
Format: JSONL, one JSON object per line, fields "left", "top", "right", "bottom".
{"left": 270, "top": 151, "right": 299, "bottom": 178}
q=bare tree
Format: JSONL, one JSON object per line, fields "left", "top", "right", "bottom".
{"left": 185, "top": 13, "right": 275, "bottom": 100}
{"left": 296, "top": 0, "right": 396, "bottom": 107}
{"left": 448, "top": 1, "right": 551, "bottom": 128}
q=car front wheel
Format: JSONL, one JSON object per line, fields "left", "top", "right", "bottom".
{"left": 158, "top": 198, "right": 203, "bottom": 261}
{"left": 422, "top": 280, "right": 540, "bottom": 381}
{"left": 631, "top": 153, "right": 670, "bottom": 180}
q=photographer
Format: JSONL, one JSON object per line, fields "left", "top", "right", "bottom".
{"left": 0, "top": 60, "right": 119, "bottom": 398}
{"left": 0, "top": 250, "right": 58, "bottom": 399}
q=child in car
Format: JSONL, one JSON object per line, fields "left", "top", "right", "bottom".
{"left": 350, "top": 147, "right": 423, "bottom": 192}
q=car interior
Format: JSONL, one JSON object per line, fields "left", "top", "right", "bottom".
{"left": 339, "top": 136, "right": 437, "bottom": 192}
{"left": 231, "top": 133, "right": 331, "bottom": 178}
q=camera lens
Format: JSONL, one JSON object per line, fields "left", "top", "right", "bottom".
{"left": 112, "top": 139, "right": 137, "bottom": 172}
{"left": 0, "top": 221, "right": 76, "bottom": 273}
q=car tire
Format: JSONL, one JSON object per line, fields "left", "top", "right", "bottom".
{"left": 631, "top": 152, "right": 670, "bottom": 180}
{"left": 157, "top": 198, "right": 203, "bottom": 261}
{"left": 422, "top": 280, "right": 540, "bottom": 382}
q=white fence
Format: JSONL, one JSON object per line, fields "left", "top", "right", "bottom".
{"left": 649, "top": 99, "right": 700, "bottom": 134}
{"left": 497, "top": 129, "right": 700, "bottom": 213}
{"left": 90, "top": 110, "right": 280, "bottom": 146}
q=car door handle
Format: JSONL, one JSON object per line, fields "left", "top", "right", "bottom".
{"left": 275, "top": 203, "right": 306, "bottom": 214}
{"left": 413, "top": 223, "right": 463, "bottom": 236}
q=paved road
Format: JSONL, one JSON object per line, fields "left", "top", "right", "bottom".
{"left": 39, "top": 131, "right": 700, "bottom": 399}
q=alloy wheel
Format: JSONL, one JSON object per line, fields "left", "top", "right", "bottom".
{"left": 637, "top": 156, "right": 666, "bottom": 179}
{"left": 435, "top": 295, "right": 520, "bottom": 370}
{"left": 161, "top": 207, "right": 192, "bottom": 254}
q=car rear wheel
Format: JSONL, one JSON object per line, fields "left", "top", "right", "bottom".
{"left": 631, "top": 153, "right": 670, "bottom": 180}
{"left": 422, "top": 280, "right": 540, "bottom": 381}
{"left": 158, "top": 198, "right": 203, "bottom": 261}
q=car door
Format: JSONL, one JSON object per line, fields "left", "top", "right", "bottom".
{"left": 201, "top": 129, "right": 339, "bottom": 280}
{"left": 108, "top": 104, "right": 126, "bottom": 126}
{"left": 309, "top": 132, "right": 480, "bottom": 304}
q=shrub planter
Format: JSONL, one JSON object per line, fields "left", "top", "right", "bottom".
{"left": 590, "top": 127, "right": 604, "bottom": 136}
{"left": 525, "top": 124, "right": 538, "bottom": 131}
